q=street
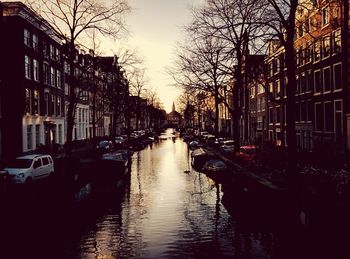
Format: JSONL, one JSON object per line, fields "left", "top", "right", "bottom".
{"left": 0, "top": 128, "right": 348, "bottom": 259}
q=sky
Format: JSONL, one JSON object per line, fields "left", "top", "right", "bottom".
{"left": 104, "top": 0, "right": 204, "bottom": 113}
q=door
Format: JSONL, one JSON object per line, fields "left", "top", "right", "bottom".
{"left": 32, "top": 158, "right": 43, "bottom": 180}
{"left": 41, "top": 156, "right": 51, "bottom": 177}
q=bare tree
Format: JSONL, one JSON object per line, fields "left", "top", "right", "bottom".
{"left": 129, "top": 68, "right": 148, "bottom": 131}
{"left": 171, "top": 34, "right": 233, "bottom": 135}
{"left": 26, "top": 0, "right": 130, "bottom": 152}
{"left": 172, "top": 0, "right": 264, "bottom": 150}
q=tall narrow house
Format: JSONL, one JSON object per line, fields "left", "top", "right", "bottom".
{"left": 0, "top": 2, "right": 65, "bottom": 160}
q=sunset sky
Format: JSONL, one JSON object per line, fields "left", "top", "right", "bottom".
{"left": 107, "top": 0, "right": 204, "bottom": 113}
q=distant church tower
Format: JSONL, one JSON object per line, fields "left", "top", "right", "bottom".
{"left": 172, "top": 102, "right": 175, "bottom": 112}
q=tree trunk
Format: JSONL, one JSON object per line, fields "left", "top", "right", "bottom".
{"left": 112, "top": 103, "right": 118, "bottom": 146}
{"left": 342, "top": 0, "right": 349, "bottom": 160}
{"left": 92, "top": 85, "right": 96, "bottom": 142}
{"left": 233, "top": 50, "right": 243, "bottom": 154}
{"left": 214, "top": 85, "right": 219, "bottom": 136}
{"left": 136, "top": 98, "right": 140, "bottom": 131}
{"left": 284, "top": 1, "right": 298, "bottom": 196}
{"left": 65, "top": 41, "right": 77, "bottom": 154}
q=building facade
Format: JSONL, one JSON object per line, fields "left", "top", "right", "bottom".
{"left": 1, "top": 2, "right": 65, "bottom": 160}
{"left": 265, "top": 0, "right": 344, "bottom": 156}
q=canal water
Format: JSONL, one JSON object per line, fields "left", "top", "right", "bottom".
{"left": 60, "top": 129, "right": 300, "bottom": 258}
{"left": 1, "top": 128, "right": 348, "bottom": 258}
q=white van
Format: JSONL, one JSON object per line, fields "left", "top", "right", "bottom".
{"left": 4, "top": 154, "right": 54, "bottom": 184}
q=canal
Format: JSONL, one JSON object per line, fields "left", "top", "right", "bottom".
{"left": 0, "top": 128, "right": 348, "bottom": 258}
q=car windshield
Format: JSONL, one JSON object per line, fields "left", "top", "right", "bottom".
{"left": 7, "top": 158, "right": 33, "bottom": 168}
{"left": 224, "top": 141, "right": 234, "bottom": 146}
{"left": 99, "top": 141, "right": 109, "bottom": 147}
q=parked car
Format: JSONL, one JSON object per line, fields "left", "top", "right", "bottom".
{"left": 115, "top": 136, "right": 125, "bottom": 145}
{"left": 220, "top": 140, "right": 235, "bottom": 154}
{"left": 202, "top": 159, "right": 227, "bottom": 174}
{"left": 97, "top": 140, "right": 112, "bottom": 152}
{"left": 239, "top": 145, "right": 257, "bottom": 161}
{"left": 4, "top": 154, "right": 54, "bottom": 185}
{"left": 191, "top": 148, "right": 218, "bottom": 170}
{"left": 213, "top": 138, "right": 225, "bottom": 149}
{"left": 204, "top": 134, "right": 216, "bottom": 145}
{"left": 130, "top": 132, "right": 139, "bottom": 139}
{"left": 198, "top": 131, "right": 209, "bottom": 140}
{"left": 188, "top": 140, "right": 203, "bottom": 150}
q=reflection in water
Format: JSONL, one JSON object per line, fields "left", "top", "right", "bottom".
{"left": 65, "top": 128, "right": 284, "bottom": 258}
{"left": 3, "top": 128, "right": 345, "bottom": 258}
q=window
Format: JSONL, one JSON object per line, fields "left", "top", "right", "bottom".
{"left": 333, "top": 29, "right": 341, "bottom": 53}
{"left": 301, "top": 73, "right": 307, "bottom": 94}
{"left": 57, "top": 96, "right": 61, "bottom": 116}
{"left": 315, "top": 102, "right": 323, "bottom": 131}
{"left": 296, "top": 75, "right": 300, "bottom": 94}
{"left": 322, "top": 6, "right": 329, "bottom": 26}
{"left": 273, "top": 81, "right": 279, "bottom": 99}
{"left": 323, "top": 67, "right": 331, "bottom": 92}
{"left": 50, "top": 45, "right": 55, "bottom": 60}
{"left": 32, "top": 34, "right": 38, "bottom": 51}
{"left": 51, "top": 95, "right": 56, "bottom": 116}
{"left": 282, "top": 77, "right": 287, "bottom": 97}
{"left": 33, "top": 90, "right": 39, "bottom": 115}
{"left": 33, "top": 59, "right": 39, "bottom": 82}
{"left": 42, "top": 42, "right": 49, "bottom": 58}
{"left": 25, "top": 89, "right": 31, "bottom": 114}
{"left": 257, "top": 116, "right": 263, "bottom": 130}
{"left": 65, "top": 83, "right": 70, "bottom": 96}
{"left": 27, "top": 125, "right": 33, "bottom": 150}
{"left": 43, "top": 63, "right": 49, "bottom": 85}
{"left": 307, "top": 100, "right": 313, "bottom": 122}
{"left": 335, "top": 100, "right": 343, "bottom": 135}
{"left": 257, "top": 85, "right": 264, "bottom": 94}
{"left": 301, "top": 101, "right": 307, "bottom": 121}
{"left": 307, "top": 70, "right": 313, "bottom": 92}
{"left": 334, "top": 63, "right": 342, "bottom": 91}
{"left": 42, "top": 157, "right": 49, "bottom": 165}
{"left": 64, "top": 61, "right": 70, "bottom": 74}
{"left": 269, "top": 107, "right": 274, "bottom": 124}
{"left": 50, "top": 67, "right": 55, "bottom": 87}
{"left": 35, "top": 125, "right": 40, "bottom": 148}
{"left": 24, "top": 55, "right": 31, "bottom": 79}
{"left": 58, "top": 124, "right": 62, "bottom": 144}
{"left": 314, "top": 70, "right": 322, "bottom": 94}
{"left": 56, "top": 70, "right": 61, "bottom": 88}
{"left": 273, "top": 59, "right": 278, "bottom": 74}
{"left": 324, "top": 101, "right": 334, "bottom": 132}
{"left": 269, "top": 83, "right": 273, "bottom": 97}
{"left": 250, "top": 86, "right": 255, "bottom": 98}
{"left": 44, "top": 92, "right": 49, "bottom": 115}
{"left": 261, "top": 97, "right": 266, "bottom": 111}
{"left": 24, "top": 29, "right": 30, "bottom": 46}
{"left": 276, "top": 106, "right": 281, "bottom": 124}
{"left": 305, "top": 46, "right": 312, "bottom": 63}
{"left": 276, "top": 80, "right": 281, "bottom": 98}
{"left": 322, "top": 36, "right": 331, "bottom": 58}
{"left": 314, "top": 41, "right": 321, "bottom": 62}
{"left": 33, "top": 159, "right": 41, "bottom": 169}
{"left": 298, "top": 48, "right": 303, "bottom": 66}
{"left": 55, "top": 49, "right": 60, "bottom": 62}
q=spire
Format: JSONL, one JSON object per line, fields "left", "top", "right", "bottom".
{"left": 172, "top": 101, "right": 175, "bottom": 112}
